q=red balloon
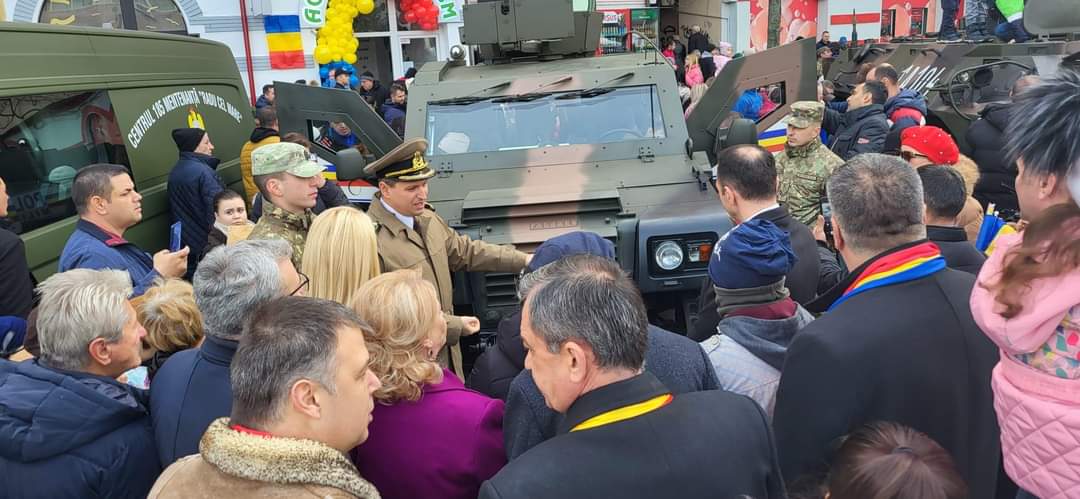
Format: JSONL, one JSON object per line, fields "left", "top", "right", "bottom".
{"left": 403, "top": 10, "right": 417, "bottom": 23}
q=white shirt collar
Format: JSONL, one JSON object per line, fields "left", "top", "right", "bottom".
{"left": 745, "top": 203, "right": 781, "bottom": 222}
{"left": 380, "top": 198, "right": 415, "bottom": 229}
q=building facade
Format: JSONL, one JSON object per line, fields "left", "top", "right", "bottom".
{"left": 3, "top": 0, "right": 465, "bottom": 104}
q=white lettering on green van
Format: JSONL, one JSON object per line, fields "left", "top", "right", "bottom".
{"left": 126, "top": 88, "right": 244, "bottom": 149}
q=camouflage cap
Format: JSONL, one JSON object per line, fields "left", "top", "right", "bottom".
{"left": 252, "top": 142, "right": 326, "bottom": 178}
{"left": 788, "top": 100, "right": 825, "bottom": 128}
{"left": 363, "top": 138, "right": 435, "bottom": 182}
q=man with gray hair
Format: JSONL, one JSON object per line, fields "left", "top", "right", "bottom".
{"left": 0, "top": 269, "right": 161, "bottom": 498}
{"left": 150, "top": 238, "right": 305, "bottom": 465}
{"left": 773, "top": 154, "right": 1001, "bottom": 499}
{"left": 148, "top": 296, "right": 381, "bottom": 498}
{"left": 480, "top": 255, "right": 784, "bottom": 499}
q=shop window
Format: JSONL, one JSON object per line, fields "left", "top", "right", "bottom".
{"left": 353, "top": 0, "right": 390, "bottom": 33}
{"left": 0, "top": 91, "right": 131, "bottom": 235}
{"left": 910, "top": 8, "right": 928, "bottom": 36}
{"left": 39, "top": 0, "right": 187, "bottom": 35}
{"left": 881, "top": 9, "right": 896, "bottom": 38}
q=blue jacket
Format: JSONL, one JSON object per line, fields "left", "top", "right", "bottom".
{"left": 150, "top": 335, "right": 237, "bottom": 466}
{"left": 167, "top": 152, "right": 223, "bottom": 275}
{"left": 502, "top": 325, "right": 720, "bottom": 459}
{"left": 382, "top": 100, "right": 407, "bottom": 125}
{"left": 0, "top": 359, "right": 160, "bottom": 499}
{"left": 59, "top": 219, "right": 159, "bottom": 296}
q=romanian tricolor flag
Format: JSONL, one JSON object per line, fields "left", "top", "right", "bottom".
{"left": 265, "top": 15, "right": 305, "bottom": 69}
{"left": 757, "top": 124, "right": 786, "bottom": 153}
{"left": 974, "top": 203, "right": 1018, "bottom": 256}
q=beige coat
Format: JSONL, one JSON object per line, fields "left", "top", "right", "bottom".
{"left": 367, "top": 193, "right": 527, "bottom": 373}
{"left": 955, "top": 155, "right": 985, "bottom": 241}
{"left": 148, "top": 418, "right": 380, "bottom": 499}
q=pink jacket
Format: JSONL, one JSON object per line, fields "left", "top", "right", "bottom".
{"left": 970, "top": 232, "right": 1080, "bottom": 499}
{"left": 685, "top": 64, "right": 705, "bottom": 87}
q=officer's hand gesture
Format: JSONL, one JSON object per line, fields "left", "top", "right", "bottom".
{"left": 461, "top": 316, "right": 481, "bottom": 336}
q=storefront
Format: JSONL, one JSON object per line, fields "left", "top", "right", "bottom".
{"left": 3, "top": 0, "right": 464, "bottom": 104}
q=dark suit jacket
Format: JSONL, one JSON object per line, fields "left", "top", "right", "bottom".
{"left": 822, "top": 104, "right": 889, "bottom": 160}
{"left": 503, "top": 325, "right": 719, "bottom": 459}
{"left": 690, "top": 206, "right": 819, "bottom": 341}
{"left": 927, "top": 225, "right": 986, "bottom": 275}
{"left": 482, "top": 373, "right": 785, "bottom": 499}
{"left": 773, "top": 242, "right": 1001, "bottom": 499}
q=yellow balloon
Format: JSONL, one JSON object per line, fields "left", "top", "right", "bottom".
{"left": 314, "top": 47, "right": 332, "bottom": 65}
{"left": 344, "top": 53, "right": 358, "bottom": 64}
{"left": 358, "top": 0, "right": 374, "bottom": 15}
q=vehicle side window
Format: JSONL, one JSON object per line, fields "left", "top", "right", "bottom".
{"left": 0, "top": 91, "right": 131, "bottom": 234}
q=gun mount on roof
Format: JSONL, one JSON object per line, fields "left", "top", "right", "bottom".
{"left": 459, "top": 0, "right": 603, "bottom": 62}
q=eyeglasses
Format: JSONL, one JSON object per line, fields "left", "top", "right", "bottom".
{"left": 290, "top": 272, "right": 310, "bottom": 296}
{"left": 900, "top": 150, "right": 928, "bottom": 162}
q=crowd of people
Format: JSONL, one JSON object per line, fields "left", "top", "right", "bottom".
{"left": 0, "top": 38, "right": 1078, "bottom": 499}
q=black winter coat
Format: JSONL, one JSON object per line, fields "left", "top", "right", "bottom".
{"left": 502, "top": 325, "right": 720, "bottom": 459}
{"left": 483, "top": 373, "right": 784, "bottom": 499}
{"left": 773, "top": 242, "right": 1001, "bottom": 499}
{"left": 0, "top": 225, "right": 34, "bottom": 318}
{"left": 359, "top": 81, "right": 391, "bottom": 115}
{"left": 964, "top": 103, "right": 1019, "bottom": 213}
{"left": 927, "top": 225, "right": 986, "bottom": 275}
{"left": 689, "top": 206, "right": 819, "bottom": 342}
{"left": 467, "top": 311, "right": 525, "bottom": 400}
{"left": 823, "top": 104, "right": 890, "bottom": 160}
{"left": 167, "top": 152, "right": 224, "bottom": 276}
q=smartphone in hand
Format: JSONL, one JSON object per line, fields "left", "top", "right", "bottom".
{"left": 169, "top": 221, "right": 182, "bottom": 252}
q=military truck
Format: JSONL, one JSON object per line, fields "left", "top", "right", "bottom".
{"left": 275, "top": 0, "right": 817, "bottom": 336}
{"left": 824, "top": 0, "right": 1080, "bottom": 150}
{"left": 0, "top": 22, "right": 254, "bottom": 280}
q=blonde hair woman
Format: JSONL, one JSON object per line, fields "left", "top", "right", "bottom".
{"left": 301, "top": 206, "right": 380, "bottom": 305}
{"left": 131, "top": 279, "right": 204, "bottom": 381}
{"left": 349, "top": 270, "right": 505, "bottom": 499}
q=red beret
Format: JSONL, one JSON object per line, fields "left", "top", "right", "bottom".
{"left": 900, "top": 125, "right": 959, "bottom": 165}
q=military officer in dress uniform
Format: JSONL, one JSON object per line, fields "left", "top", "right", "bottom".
{"left": 365, "top": 138, "right": 530, "bottom": 375}
{"left": 776, "top": 100, "right": 844, "bottom": 227}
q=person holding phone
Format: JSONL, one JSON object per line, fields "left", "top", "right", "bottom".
{"left": 59, "top": 164, "right": 188, "bottom": 296}
{"left": 168, "top": 127, "right": 225, "bottom": 278}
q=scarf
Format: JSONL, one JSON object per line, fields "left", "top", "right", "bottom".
{"left": 713, "top": 279, "right": 791, "bottom": 318}
{"left": 828, "top": 241, "right": 946, "bottom": 311}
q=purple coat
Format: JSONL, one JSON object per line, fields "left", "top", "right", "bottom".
{"left": 351, "top": 369, "right": 506, "bottom": 499}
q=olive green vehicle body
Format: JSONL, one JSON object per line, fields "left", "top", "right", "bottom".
{"left": 275, "top": 7, "right": 817, "bottom": 332}
{"left": 0, "top": 22, "right": 254, "bottom": 281}
{"left": 824, "top": 0, "right": 1080, "bottom": 150}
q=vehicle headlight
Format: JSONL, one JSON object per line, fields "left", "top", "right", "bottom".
{"left": 654, "top": 241, "right": 684, "bottom": 271}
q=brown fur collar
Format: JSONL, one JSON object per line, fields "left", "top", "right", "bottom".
{"left": 200, "top": 418, "right": 380, "bottom": 499}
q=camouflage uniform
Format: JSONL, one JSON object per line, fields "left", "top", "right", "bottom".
{"left": 248, "top": 198, "right": 315, "bottom": 269}
{"left": 244, "top": 141, "right": 326, "bottom": 269}
{"left": 776, "top": 101, "right": 845, "bottom": 226}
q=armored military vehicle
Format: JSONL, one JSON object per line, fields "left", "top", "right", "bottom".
{"left": 275, "top": 0, "right": 816, "bottom": 336}
{"left": 0, "top": 22, "right": 254, "bottom": 280}
{"left": 824, "top": 0, "right": 1080, "bottom": 150}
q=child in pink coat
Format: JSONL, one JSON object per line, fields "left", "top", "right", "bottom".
{"left": 970, "top": 202, "right": 1080, "bottom": 499}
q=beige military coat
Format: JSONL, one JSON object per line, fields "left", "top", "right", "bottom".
{"left": 367, "top": 193, "right": 527, "bottom": 373}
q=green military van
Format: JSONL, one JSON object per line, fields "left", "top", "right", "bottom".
{"left": 0, "top": 22, "right": 254, "bottom": 281}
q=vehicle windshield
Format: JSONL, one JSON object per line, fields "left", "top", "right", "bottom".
{"left": 425, "top": 85, "right": 666, "bottom": 156}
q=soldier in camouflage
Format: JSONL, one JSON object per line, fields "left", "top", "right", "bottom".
{"left": 775, "top": 100, "right": 844, "bottom": 226}
{"left": 247, "top": 142, "right": 324, "bottom": 270}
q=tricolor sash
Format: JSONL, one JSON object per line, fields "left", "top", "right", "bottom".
{"left": 828, "top": 241, "right": 946, "bottom": 312}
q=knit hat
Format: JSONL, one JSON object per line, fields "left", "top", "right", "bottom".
{"left": 900, "top": 125, "right": 960, "bottom": 165}
{"left": 528, "top": 231, "right": 615, "bottom": 272}
{"left": 708, "top": 219, "right": 797, "bottom": 290}
{"left": 172, "top": 128, "right": 207, "bottom": 153}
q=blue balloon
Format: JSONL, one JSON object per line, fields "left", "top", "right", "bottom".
{"left": 332, "top": 61, "right": 345, "bottom": 70}
{"left": 342, "top": 63, "right": 355, "bottom": 73}
{"left": 319, "top": 66, "right": 330, "bottom": 79}
{"left": 349, "top": 75, "right": 359, "bottom": 88}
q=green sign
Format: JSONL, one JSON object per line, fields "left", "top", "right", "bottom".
{"left": 631, "top": 9, "right": 658, "bottom": 22}
{"left": 438, "top": 0, "right": 463, "bottom": 23}
{"left": 301, "top": 0, "right": 328, "bottom": 28}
